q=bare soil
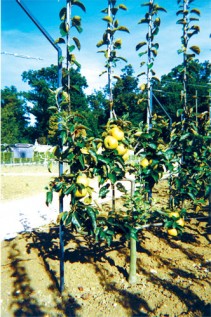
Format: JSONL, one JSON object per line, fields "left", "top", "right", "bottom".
{"left": 1, "top": 165, "right": 211, "bottom": 317}
{"left": 1, "top": 165, "right": 57, "bottom": 201}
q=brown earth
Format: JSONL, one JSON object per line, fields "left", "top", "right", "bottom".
{"left": 1, "top": 165, "right": 211, "bottom": 317}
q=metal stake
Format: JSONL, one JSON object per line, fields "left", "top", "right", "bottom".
{"left": 16, "top": 0, "right": 64, "bottom": 292}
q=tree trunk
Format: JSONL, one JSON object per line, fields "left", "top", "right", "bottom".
{"left": 128, "top": 237, "right": 137, "bottom": 284}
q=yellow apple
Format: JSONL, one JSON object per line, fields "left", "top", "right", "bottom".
{"left": 176, "top": 218, "right": 185, "bottom": 227}
{"left": 134, "top": 131, "right": 142, "bottom": 137}
{"left": 140, "top": 158, "right": 149, "bottom": 168}
{"left": 75, "top": 188, "right": 87, "bottom": 198}
{"left": 167, "top": 228, "right": 178, "bottom": 236}
{"left": 116, "top": 144, "right": 127, "bottom": 156}
{"left": 169, "top": 212, "right": 180, "bottom": 218}
{"left": 76, "top": 174, "right": 89, "bottom": 187}
{"left": 80, "top": 148, "right": 89, "bottom": 154}
{"left": 104, "top": 135, "right": 118, "bottom": 150}
{"left": 122, "top": 150, "right": 130, "bottom": 161}
{"left": 109, "top": 126, "right": 124, "bottom": 141}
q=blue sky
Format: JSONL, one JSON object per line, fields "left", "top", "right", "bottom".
{"left": 1, "top": 0, "right": 211, "bottom": 94}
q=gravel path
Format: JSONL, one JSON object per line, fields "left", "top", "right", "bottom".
{"left": 0, "top": 177, "right": 134, "bottom": 241}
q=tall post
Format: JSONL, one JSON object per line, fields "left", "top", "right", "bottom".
{"left": 146, "top": 0, "right": 153, "bottom": 130}
{"left": 66, "top": 0, "right": 71, "bottom": 112}
{"left": 146, "top": 0, "right": 153, "bottom": 202}
{"left": 209, "top": 89, "right": 211, "bottom": 229}
{"left": 182, "top": 0, "right": 188, "bottom": 114}
{"left": 107, "top": 0, "right": 113, "bottom": 119}
{"left": 16, "top": 0, "right": 64, "bottom": 293}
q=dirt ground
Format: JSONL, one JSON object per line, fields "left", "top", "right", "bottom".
{"left": 1, "top": 165, "right": 58, "bottom": 201}
{"left": 1, "top": 165, "right": 211, "bottom": 317}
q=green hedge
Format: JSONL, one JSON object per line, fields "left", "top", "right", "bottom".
{"left": 1, "top": 151, "right": 56, "bottom": 165}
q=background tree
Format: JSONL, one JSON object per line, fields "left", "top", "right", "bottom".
{"left": 1, "top": 86, "right": 30, "bottom": 144}
{"left": 87, "top": 90, "right": 108, "bottom": 136}
{"left": 22, "top": 65, "right": 89, "bottom": 144}
{"left": 153, "top": 60, "right": 210, "bottom": 122}
{"left": 112, "top": 64, "right": 145, "bottom": 125}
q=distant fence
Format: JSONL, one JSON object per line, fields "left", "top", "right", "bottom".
{"left": 1, "top": 143, "right": 58, "bottom": 165}
{"left": 1, "top": 151, "right": 56, "bottom": 165}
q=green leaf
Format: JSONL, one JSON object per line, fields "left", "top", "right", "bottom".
{"left": 67, "top": 152, "right": 74, "bottom": 161}
{"left": 136, "top": 42, "right": 147, "bottom": 51}
{"left": 190, "top": 8, "right": 200, "bottom": 16}
{"left": 141, "top": 2, "right": 152, "bottom": 7}
{"left": 46, "top": 191, "right": 53, "bottom": 206}
{"left": 61, "top": 211, "right": 68, "bottom": 222}
{"left": 101, "top": 8, "right": 108, "bottom": 14}
{"left": 190, "top": 46, "right": 200, "bottom": 55}
{"left": 154, "top": 17, "right": 161, "bottom": 27}
{"left": 102, "top": 16, "right": 113, "bottom": 23}
{"left": 70, "top": 212, "right": 81, "bottom": 228}
{"left": 152, "top": 27, "right": 159, "bottom": 36}
{"left": 64, "top": 184, "right": 75, "bottom": 195}
{"left": 70, "top": 0, "right": 86, "bottom": 12}
{"left": 155, "top": 6, "right": 167, "bottom": 13}
{"left": 152, "top": 76, "right": 160, "bottom": 82}
{"left": 152, "top": 43, "right": 159, "bottom": 49}
{"left": 60, "top": 130, "right": 67, "bottom": 145}
{"left": 176, "top": 109, "right": 184, "bottom": 117}
{"left": 108, "top": 173, "right": 117, "bottom": 184}
{"left": 138, "top": 51, "right": 147, "bottom": 57}
{"left": 117, "top": 56, "right": 127, "bottom": 63}
{"left": 79, "top": 154, "right": 85, "bottom": 169}
{"left": 96, "top": 40, "right": 105, "bottom": 48}
{"left": 180, "top": 133, "right": 190, "bottom": 141}
{"left": 138, "top": 18, "right": 149, "bottom": 24}
{"left": 99, "top": 184, "right": 110, "bottom": 199}
{"left": 89, "top": 149, "right": 98, "bottom": 164}
{"left": 73, "top": 59, "right": 81, "bottom": 68}
{"left": 164, "top": 149, "right": 174, "bottom": 160}
{"left": 74, "top": 25, "right": 83, "bottom": 34}
{"left": 111, "top": 7, "right": 118, "bottom": 15}
{"left": 148, "top": 143, "right": 157, "bottom": 150}
{"left": 59, "top": 7, "right": 67, "bottom": 21}
{"left": 137, "top": 72, "right": 146, "bottom": 77}
{"left": 73, "top": 37, "right": 81, "bottom": 50}
{"left": 177, "top": 19, "right": 186, "bottom": 25}
{"left": 86, "top": 207, "right": 97, "bottom": 231}
{"left": 119, "top": 4, "right": 127, "bottom": 10}
{"left": 72, "top": 15, "right": 81, "bottom": 22}
{"left": 98, "top": 155, "right": 110, "bottom": 164}
{"left": 48, "top": 106, "right": 58, "bottom": 111}
{"left": 114, "top": 38, "right": 122, "bottom": 49}
{"left": 60, "top": 22, "right": 68, "bottom": 37}
{"left": 68, "top": 45, "right": 76, "bottom": 53}
{"left": 147, "top": 62, "right": 153, "bottom": 69}
{"left": 54, "top": 38, "right": 66, "bottom": 44}
{"left": 151, "top": 49, "right": 158, "bottom": 57}
{"left": 116, "top": 182, "right": 127, "bottom": 193}
{"left": 116, "top": 26, "right": 130, "bottom": 33}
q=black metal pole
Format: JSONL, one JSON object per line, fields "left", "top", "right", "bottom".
{"left": 16, "top": 0, "right": 64, "bottom": 292}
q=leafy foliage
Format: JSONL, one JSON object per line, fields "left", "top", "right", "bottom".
{"left": 22, "top": 65, "right": 89, "bottom": 144}
{"left": 170, "top": 108, "right": 210, "bottom": 207}
{"left": 1, "top": 86, "right": 31, "bottom": 144}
